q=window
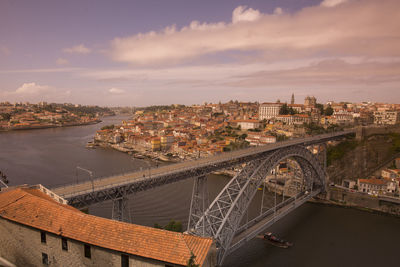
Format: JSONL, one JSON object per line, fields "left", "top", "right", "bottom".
{"left": 40, "top": 231, "right": 46, "bottom": 244}
{"left": 61, "top": 237, "right": 68, "bottom": 251}
{"left": 84, "top": 244, "right": 91, "bottom": 259}
{"left": 42, "top": 253, "right": 49, "bottom": 265}
{"left": 121, "top": 254, "right": 129, "bottom": 267}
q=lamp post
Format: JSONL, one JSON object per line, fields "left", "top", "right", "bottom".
{"left": 76, "top": 166, "right": 94, "bottom": 192}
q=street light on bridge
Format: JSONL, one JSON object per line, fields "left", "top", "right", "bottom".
{"left": 76, "top": 166, "right": 94, "bottom": 193}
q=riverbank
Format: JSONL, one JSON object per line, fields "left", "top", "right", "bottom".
{"left": 312, "top": 187, "right": 400, "bottom": 217}
{"left": 0, "top": 119, "right": 101, "bottom": 132}
{"left": 310, "top": 198, "right": 400, "bottom": 218}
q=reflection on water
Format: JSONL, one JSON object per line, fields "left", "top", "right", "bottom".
{"left": 1, "top": 115, "right": 399, "bottom": 267}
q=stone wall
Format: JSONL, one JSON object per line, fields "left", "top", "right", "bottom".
{"left": 327, "top": 126, "right": 400, "bottom": 185}
{"left": 0, "top": 218, "right": 174, "bottom": 267}
{"left": 323, "top": 187, "right": 400, "bottom": 217}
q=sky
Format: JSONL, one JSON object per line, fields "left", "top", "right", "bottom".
{"left": 0, "top": 0, "right": 399, "bottom": 106}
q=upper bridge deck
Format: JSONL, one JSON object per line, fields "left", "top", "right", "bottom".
{"left": 52, "top": 129, "right": 355, "bottom": 204}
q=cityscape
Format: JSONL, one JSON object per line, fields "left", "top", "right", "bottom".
{"left": 1, "top": 0, "right": 400, "bottom": 267}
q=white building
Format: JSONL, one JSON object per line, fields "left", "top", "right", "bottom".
{"left": 259, "top": 103, "right": 283, "bottom": 120}
{"left": 357, "top": 178, "right": 387, "bottom": 194}
{"left": 233, "top": 119, "right": 261, "bottom": 130}
{"left": 373, "top": 111, "right": 400, "bottom": 125}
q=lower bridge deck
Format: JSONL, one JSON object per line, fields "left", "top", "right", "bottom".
{"left": 229, "top": 189, "right": 320, "bottom": 254}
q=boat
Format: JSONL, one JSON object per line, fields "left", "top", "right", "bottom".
{"left": 263, "top": 232, "right": 293, "bottom": 248}
{"left": 85, "top": 141, "right": 97, "bottom": 149}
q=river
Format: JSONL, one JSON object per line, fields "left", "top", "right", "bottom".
{"left": 1, "top": 115, "right": 399, "bottom": 267}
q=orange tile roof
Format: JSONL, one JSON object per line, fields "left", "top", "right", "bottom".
{"left": 0, "top": 188, "right": 213, "bottom": 266}
{"left": 358, "top": 178, "right": 387, "bottom": 185}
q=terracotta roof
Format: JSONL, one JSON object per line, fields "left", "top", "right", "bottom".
{"left": 358, "top": 178, "right": 387, "bottom": 185}
{"left": 0, "top": 188, "right": 213, "bottom": 266}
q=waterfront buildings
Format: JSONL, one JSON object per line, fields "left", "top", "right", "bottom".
{"left": 0, "top": 185, "right": 216, "bottom": 267}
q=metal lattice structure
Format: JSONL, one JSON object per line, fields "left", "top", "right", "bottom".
{"left": 188, "top": 145, "right": 326, "bottom": 265}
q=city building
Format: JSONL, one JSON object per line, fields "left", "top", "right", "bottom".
{"left": 0, "top": 185, "right": 216, "bottom": 267}
{"left": 232, "top": 119, "right": 260, "bottom": 130}
{"left": 357, "top": 178, "right": 387, "bottom": 194}
{"left": 304, "top": 96, "right": 316, "bottom": 107}
{"left": 373, "top": 110, "right": 400, "bottom": 125}
{"left": 259, "top": 103, "right": 283, "bottom": 120}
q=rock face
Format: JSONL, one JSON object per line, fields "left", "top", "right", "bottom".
{"left": 328, "top": 127, "right": 400, "bottom": 185}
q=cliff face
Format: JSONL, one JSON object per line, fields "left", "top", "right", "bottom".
{"left": 327, "top": 132, "right": 400, "bottom": 185}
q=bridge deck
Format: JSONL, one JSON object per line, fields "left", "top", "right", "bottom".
{"left": 52, "top": 130, "right": 353, "bottom": 199}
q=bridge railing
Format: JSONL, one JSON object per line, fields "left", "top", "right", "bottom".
{"left": 53, "top": 129, "right": 355, "bottom": 197}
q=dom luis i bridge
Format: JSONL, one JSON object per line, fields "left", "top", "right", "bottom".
{"left": 52, "top": 129, "right": 355, "bottom": 265}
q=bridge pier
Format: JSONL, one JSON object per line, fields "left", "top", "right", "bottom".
{"left": 112, "top": 197, "right": 130, "bottom": 222}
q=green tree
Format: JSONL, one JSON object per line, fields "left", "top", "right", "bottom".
{"left": 315, "top": 103, "right": 324, "bottom": 115}
{"left": 279, "top": 103, "right": 289, "bottom": 115}
{"left": 187, "top": 253, "right": 199, "bottom": 267}
{"left": 153, "top": 223, "right": 163, "bottom": 229}
{"left": 0, "top": 113, "right": 11, "bottom": 121}
{"left": 324, "top": 106, "right": 334, "bottom": 116}
{"left": 101, "top": 124, "right": 114, "bottom": 130}
{"left": 164, "top": 220, "right": 183, "bottom": 232}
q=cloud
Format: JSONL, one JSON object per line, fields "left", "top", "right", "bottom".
{"left": 227, "top": 59, "right": 400, "bottom": 88}
{"left": 56, "top": 58, "right": 69, "bottom": 65}
{"left": 108, "top": 87, "right": 125, "bottom": 94}
{"left": 0, "top": 68, "right": 82, "bottom": 74}
{"left": 15, "top": 82, "right": 51, "bottom": 94}
{"left": 320, "top": 0, "right": 349, "bottom": 7}
{"left": 63, "top": 44, "right": 91, "bottom": 54}
{"left": 232, "top": 6, "right": 261, "bottom": 24}
{"left": 109, "top": 0, "right": 400, "bottom": 65}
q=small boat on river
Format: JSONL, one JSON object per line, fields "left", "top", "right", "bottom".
{"left": 263, "top": 232, "right": 293, "bottom": 248}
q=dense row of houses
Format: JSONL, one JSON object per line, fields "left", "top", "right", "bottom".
{"left": 0, "top": 102, "right": 102, "bottom": 130}
{"left": 94, "top": 98, "right": 400, "bottom": 160}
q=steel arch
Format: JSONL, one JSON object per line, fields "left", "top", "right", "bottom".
{"left": 190, "top": 145, "right": 326, "bottom": 265}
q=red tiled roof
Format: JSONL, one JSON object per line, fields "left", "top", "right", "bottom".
{"left": 0, "top": 188, "right": 213, "bottom": 266}
{"left": 358, "top": 178, "right": 387, "bottom": 185}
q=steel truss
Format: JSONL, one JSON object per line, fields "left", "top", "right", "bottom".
{"left": 65, "top": 153, "right": 268, "bottom": 209}
{"left": 187, "top": 176, "right": 209, "bottom": 234}
{"left": 189, "top": 145, "right": 326, "bottom": 265}
{"left": 111, "top": 197, "right": 130, "bottom": 222}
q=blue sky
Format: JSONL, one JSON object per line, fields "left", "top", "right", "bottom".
{"left": 1, "top": 0, "right": 399, "bottom": 106}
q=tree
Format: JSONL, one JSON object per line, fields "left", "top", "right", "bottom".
{"left": 0, "top": 113, "right": 11, "bottom": 121}
{"left": 315, "top": 103, "right": 324, "bottom": 115}
{"left": 186, "top": 253, "right": 199, "bottom": 267}
{"left": 324, "top": 106, "right": 334, "bottom": 116}
{"left": 164, "top": 220, "right": 183, "bottom": 232}
{"left": 101, "top": 124, "right": 114, "bottom": 130}
{"left": 279, "top": 103, "right": 289, "bottom": 115}
{"left": 153, "top": 223, "right": 163, "bottom": 229}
